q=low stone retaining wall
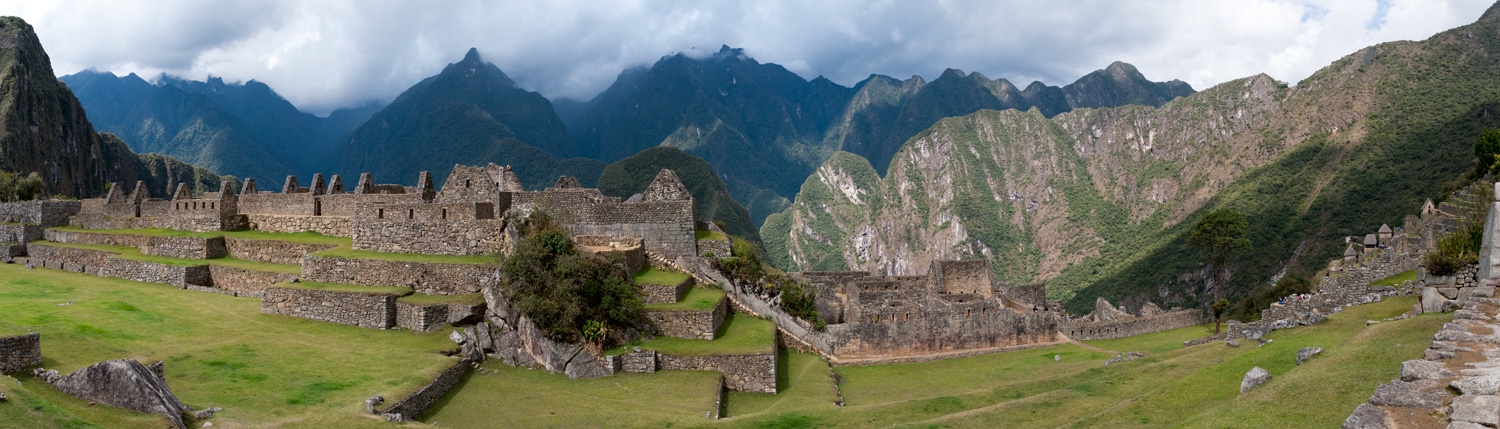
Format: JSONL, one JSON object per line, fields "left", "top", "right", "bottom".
{"left": 44, "top": 229, "right": 226, "bottom": 259}
{"left": 68, "top": 213, "right": 225, "bottom": 233}
{"left": 100, "top": 258, "right": 211, "bottom": 288}
{"left": 261, "top": 287, "right": 401, "bottom": 329}
{"left": 0, "top": 332, "right": 41, "bottom": 374}
{"left": 380, "top": 358, "right": 473, "bottom": 422}
{"left": 659, "top": 351, "right": 777, "bottom": 393}
{"left": 396, "top": 302, "right": 449, "bottom": 332}
{"left": 301, "top": 255, "right": 496, "bottom": 295}
{"left": 645, "top": 296, "right": 727, "bottom": 340}
{"left": 25, "top": 243, "right": 116, "bottom": 273}
{"left": 1062, "top": 310, "right": 1204, "bottom": 341}
{"left": 246, "top": 214, "right": 351, "bottom": 237}
{"left": 224, "top": 237, "right": 337, "bottom": 265}
{"left": 641, "top": 276, "right": 693, "bottom": 305}
{"left": 698, "top": 238, "right": 730, "bottom": 259}
{"left": 208, "top": 266, "right": 298, "bottom": 296}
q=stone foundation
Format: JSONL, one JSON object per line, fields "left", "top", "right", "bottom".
{"left": 0, "top": 332, "right": 41, "bottom": 374}
{"left": 43, "top": 230, "right": 226, "bottom": 259}
{"left": 640, "top": 276, "right": 693, "bottom": 305}
{"left": 645, "top": 296, "right": 727, "bottom": 340}
{"left": 224, "top": 237, "right": 338, "bottom": 265}
{"left": 246, "top": 214, "right": 351, "bottom": 237}
{"left": 380, "top": 358, "right": 473, "bottom": 422}
{"left": 208, "top": 266, "right": 298, "bottom": 296}
{"left": 659, "top": 351, "right": 777, "bottom": 393}
{"left": 300, "top": 255, "right": 496, "bottom": 295}
{"left": 261, "top": 287, "right": 401, "bottom": 329}
{"left": 99, "top": 259, "right": 211, "bottom": 288}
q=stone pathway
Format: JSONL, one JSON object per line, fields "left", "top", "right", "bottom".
{"left": 1344, "top": 283, "right": 1497, "bottom": 428}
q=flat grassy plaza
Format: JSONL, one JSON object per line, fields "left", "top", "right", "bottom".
{"left": 0, "top": 262, "right": 1446, "bottom": 428}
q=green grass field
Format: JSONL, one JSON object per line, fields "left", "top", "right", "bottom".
{"left": 635, "top": 266, "right": 692, "bottom": 286}
{"left": 644, "top": 286, "right": 724, "bottom": 311}
{"left": 0, "top": 263, "right": 454, "bottom": 428}
{"left": 1370, "top": 269, "right": 1418, "bottom": 287}
{"left": 609, "top": 314, "right": 776, "bottom": 357}
{"left": 696, "top": 229, "right": 729, "bottom": 242}
{"left": 0, "top": 261, "right": 1448, "bottom": 428}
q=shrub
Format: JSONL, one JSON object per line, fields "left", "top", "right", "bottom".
{"left": 714, "top": 236, "right": 823, "bottom": 329}
{"left": 498, "top": 213, "right": 642, "bottom": 345}
{"left": 1426, "top": 224, "right": 1481, "bottom": 276}
{"left": 0, "top": 171, "right": 46, "bottom": 202}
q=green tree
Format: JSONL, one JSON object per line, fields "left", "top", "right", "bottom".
{"left": 497, "top": 212, "right": 642, "bottom": 346}
{"left": 1188, "top": 208, "right": 1251, "bottom": 334}
{"left": 1477, "top": 128, "right": 1500, "bottom": 176}
{"left": 0, "top": 171, "right": 46, "bottom": 202}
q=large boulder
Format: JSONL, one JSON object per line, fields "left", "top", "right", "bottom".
{"left": 1240, "top": 367, "right": 1271, "bottom": 394}
{"left": 48, "top": 359, "right": 187, "bottom": 429}
{"left": 1450, "top": 395, "right": 1500, "bottom": 427}
{"left": 1368, "top": 380, "right": 1446, "bottom": 408}
{"left": 1342, "top": 403, "right": 1387, "bottom": 429}
{"left": 1296, "top": 347, "right": 1324, "bottom": 366}
{"left": 1423, "top": 287, "right": 1456, "bottom": 313}
{"left": 1453, "top": 376, "right": 1500, "bottom": 396}
{"left": 1401, "top": 359, "right": 1457, "bottom": 382}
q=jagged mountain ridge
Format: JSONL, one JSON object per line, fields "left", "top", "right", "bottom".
{"left": 331, "top": 48, "right": 603, "bottom": 189}
{"left": 0, "top": 17, "right": 231, "bottom": 199}
{"left": 764, "top": 3, "right": 1500, "bottom": 314}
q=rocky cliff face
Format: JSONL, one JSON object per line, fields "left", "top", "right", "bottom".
{"left": 766, "top": 5, "right": 1500, "bottom": 313}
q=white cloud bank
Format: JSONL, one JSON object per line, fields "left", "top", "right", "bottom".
{"left": 0, "top": 0, "right": 1490, "bottom": 115}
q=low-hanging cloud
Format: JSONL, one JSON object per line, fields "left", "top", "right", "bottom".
{"left": 1, "top": 0, "right": 1490, "bottom": 115}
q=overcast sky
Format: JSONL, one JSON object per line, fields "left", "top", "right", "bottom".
{"left": 1, "top": 0, "right": 1491, "bottom": 115}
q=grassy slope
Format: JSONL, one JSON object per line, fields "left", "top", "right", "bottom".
{"left": 635, "top": 266, "right": 692, "bottom": 286}
{"left": 0, "top": 263, "right": 456, "bottom": 428}
{"left": 609, "top": 314, "right": 775, "bottom": 357}
{"left": 643, "top": 287, "right": 725, "bottom": 311}
{"left": 418, "top": 361, "right": 723, "bottom": 427}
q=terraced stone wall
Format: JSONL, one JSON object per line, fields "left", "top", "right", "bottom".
{"left": 1061, "top": 309, "right": 1204, "bottom": 341}
{"left": 646, "top": 296, "right": 726, "bottom": 340}
{"left": 99, "top": 259, "right": 211, "bottom": 288}
{"left": 300, "top": 255, "right": 496, "bottom": 295}
{"left": 261, "top": 287, "right": 399, "bottom": 329}
{"left": 350, "top": 202, "right": 506, "bottom": 256}
{"left": 245, "top": 214, "right": 351, "bottom": 237}
{"left": 24, "top": 243, "right": 115, "bottom": 273}
{"left": 640, "top": 277, "right": 692, "bottom": 304}
{"left": 223, "top": 238, "right": 337, "bottom": 265}
{"left": 379, "top": 358, "right": 473, "bottom": 422}
{"left": 0, "top": 223, "right": 42, "bottom": 243}
{"left": 826, "top": 302, "right": 1065, "bottom": 357}
{"left": 68, "top": 213, "right": 226, "bottom": 233}
{"left": 207, "top": 266, "right": 298, "bottom": 297}
{"left": 658, "top": 351, "right": 777, "bottom": 393}
{"left": 44, "top": 230, "right": 226, "bottom": 259}
{"left": 0, "top": 200, "right": 82, "bottom": 227}
{"left": 0, "top": 332, "right": 41, "bottom": 374}
{"left": 396, "top": 302, "right": 448, "bottom": 332}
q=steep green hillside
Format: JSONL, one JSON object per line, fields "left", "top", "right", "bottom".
{"left": 0, "top": 17, "right": 230, "bottom": 199}
{"left": 597, "top": 146, "right": 758, "bottom": 241}
{"left": 765, "top": 4, "right": 1500, "bottom": 314}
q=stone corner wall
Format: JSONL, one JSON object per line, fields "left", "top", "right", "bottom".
{"left": 640, "top": 276, "right": 693, "bottom": 304}
{"left": 697, "top": 238, "right": 730, "bottom": 259}
{"left": 658, "top": 349, "right": 777, "bottom": 393}
{"left": 645, "top": 296, "right": 726, "bottom": 340}
{"left": 261, "top": 287, "right": 399, "bottom": 329}
{"left": 396, "top": 301, "right": 449, "bottom": 332}
{"left": 381, "top": 358, "right": 473, "bottom": 422}
{"left": 1061, "top": 309, "right": 1205, "bottom": 341}
{"left": 208, "top": 265, "right": 298, "bottom": 296}
{"left": 300, "top": 255, "right": 496, "bottom": 295}
{"left": 0, "top": 332, "right": 42, "bottom": 374}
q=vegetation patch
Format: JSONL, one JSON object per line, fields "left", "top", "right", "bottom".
{"left": 634, "top": 266, "right": 691, "bottom": 286}
{"left": 609, "top": 314, "right": 775, "bottom": 357}
{"left": 498, "top": 212, "right": 641, "bottom": 345}
{"left": 1370, "top": 269, "right": 1417, "bottom": 287}
{"left": 696, "top": 228, "right": 729, "bottom": 242}
{"left": 643, "top": 287, "right": 724, "bottom": 312}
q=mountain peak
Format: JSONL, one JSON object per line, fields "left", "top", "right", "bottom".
{"left": 938, "top": 68, "right": 967, "bottom": 80}
{"left": 1103, "top": 61, "right": 1143, "bottom": 81}
{"left": 463, "top": 47, "right": 481, "bottom": 63}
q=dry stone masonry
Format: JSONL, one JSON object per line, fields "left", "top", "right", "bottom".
{"left": 645, "top": 294, "right": 728, "bottom": 340}
{"left": 0, "top": 332, "right": 41, "bottom": 374}
{"left": 300, "top": 254, "right": 496, "bottom": 295}
{"left": 261, "top": 286, "right": 403, "bottom": 329}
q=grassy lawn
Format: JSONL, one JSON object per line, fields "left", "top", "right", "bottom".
{"left": 725, "top": 349, "right": 842, "bottom": 418}
{"left": 397, "top": 292, "right": 485, "bottom": 306}
{"left": 29, "top": 241, "right": 301, "bottom": 273}
{"left": 1085, "top": 322, "right": 1218, "bottom": 355}
{"left": 418, "top": 360, "right": 723, "bottom": 427}
{"left": 610, "top": 314, "right": 776, "bottom": 357}
{"left": 0, "top": 263, "right": 455, "bottom": 428}
{"left": 273, "top": 281, "right": 413, "bottom": 296}
{"left": 644, "top": 287, "right": 724, "bottom": 312}
{"left": 635, "top": 266, "right": 691, "bottom": 286}
{"left": 1370, "top": 269, "right": 1417, "bottom": 287}
{"left": 696, "top": 229, "right": 728, "bottom": 241}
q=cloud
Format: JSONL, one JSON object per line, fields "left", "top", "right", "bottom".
{"left": 0, "top": 0, "right": 1491, "bottom": 115}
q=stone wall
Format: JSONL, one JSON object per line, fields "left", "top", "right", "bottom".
{"left": 698, "top": 237, "right": 730, "bottom": 259}
{"left": 0, "top": 200, "right": 82, "bottom": 227}
{"left": 68, "top": 213, "right": 227, "bottom": 233}
{"left": 25, "top": 243, "right": 116, "bottom": 273}
{"left": 659, "top": 351, "right": 777, "bottom": 393}
{"left": 0, "top": 332, "right": 41, "bottom": 374}
{"left": 640, "top": 276, "right": 693, "bottom": 305}
{"left": 379, "top": 358, "right": 472, "bottom": 422}
{"left": 207, "top": 266, "right": 298, "bottom": 296}
{"left": 224, "top": 237, "right": 338, "bottom": 265}
{"left": 300, "top": 255, "right": 496, "bottom": 295}
{"left": 99, "top": 259, "right": 211, "bottom": 288}
{"left": 645, "top": 296, "right": 726, "bottom": 340}
{"left": 396, "top": 302, "right": 448, "bottom": 332}
{"left": 246, "top": 214, "right": 351, "bottom": 237}
{"left": 350, "top": 205, "right": 505, "bottom": 256}
{"left": 0, "top": 223, "right": 43, "bottom": 243}
{"left": 568, "top": 221, "right": 695, "bottom": 261}
{"left": 44, "top": 230, "right": 227, "bottom": 259}
{"left": 261, "top": 287, "right": 400, "bottom": 329}
{"left": 1062, "top": 310, "right": 1204, "bottom": 341}
{"left": 575, "top": 235, "right": 644, "bottom": 275}
{"left": 825, "top": 302, "right": 1064, "bottom": 357}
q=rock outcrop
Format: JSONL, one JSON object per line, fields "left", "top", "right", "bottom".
{"left": 46, "top": 359, "right": 187, "bottom": 429}
{"left": 1240, "top": 366, "right": 1271, "bottom": 394}
{"left": 481, "top": 285, "right": 611, "bottom": 378}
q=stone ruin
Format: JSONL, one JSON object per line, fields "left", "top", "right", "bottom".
{"left": 1061, "top": 298, "right": 1204, "bottom": 341}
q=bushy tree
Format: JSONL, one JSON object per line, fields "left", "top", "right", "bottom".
{"left": 1188, "top": 208, "right": 1251, "bottom": 334}
{"left": 498, "top": 212, "right": 642, "bottom": 345}
{"left": 715, "top": 237, "right": 822, "bottom": 329}
{"left": 1475, "top": 127, "right": 1500, "bottom": 176}
{"left": 0, "top": 171, "right": 46, "bottom": 202}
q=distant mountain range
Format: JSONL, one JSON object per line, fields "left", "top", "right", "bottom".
{"left": 59, "top": 45, "right": 1192, "bottom": 228}
{"left": 0, "top": 17, "right": 232, "bottom": 200}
